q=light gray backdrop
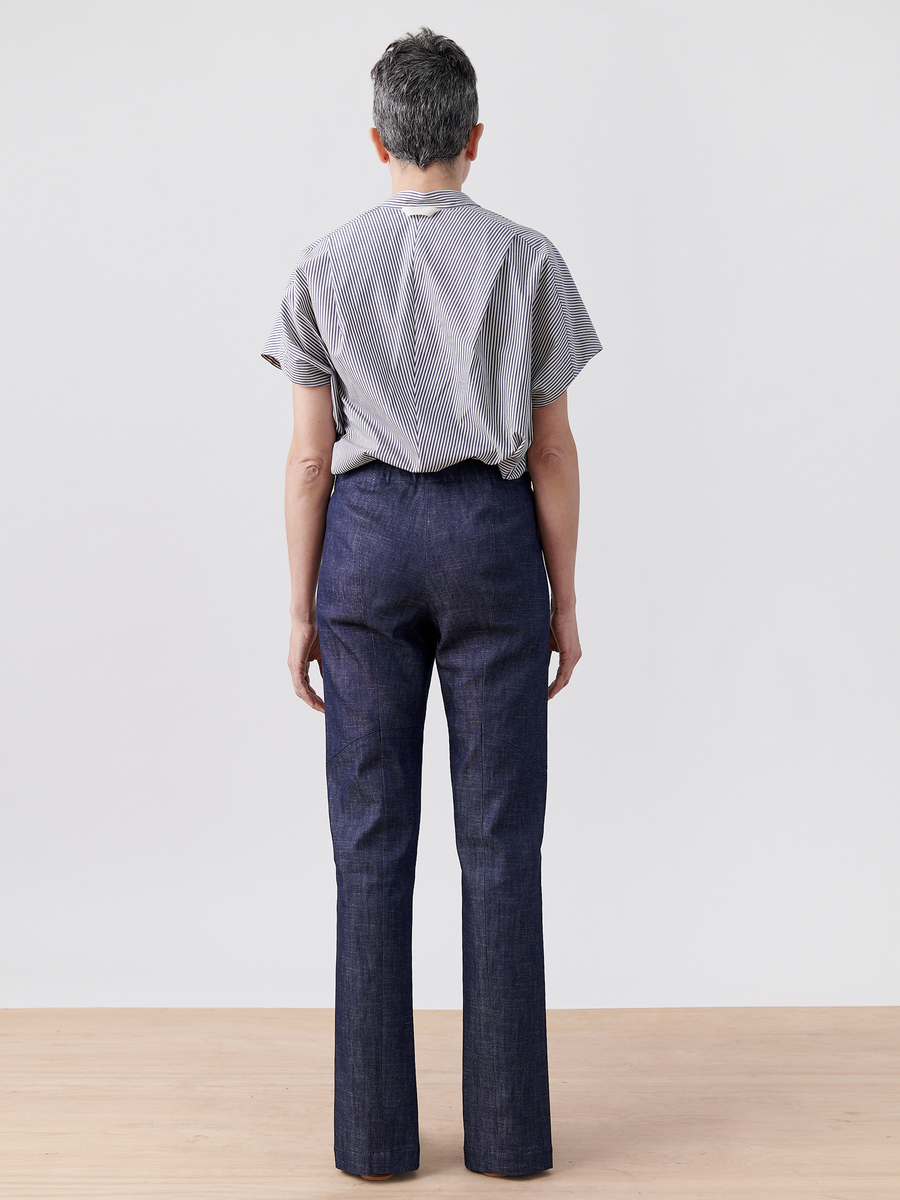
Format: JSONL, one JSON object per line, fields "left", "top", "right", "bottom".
{"left": 1, "top": 0, "right": 898, "bottom": 1007}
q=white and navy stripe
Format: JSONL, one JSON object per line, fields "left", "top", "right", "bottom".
{"left": 262, "top": 189, "right": 601, "bottom": 480}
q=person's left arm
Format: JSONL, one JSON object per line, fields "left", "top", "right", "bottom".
{"left": 285, "top": 381, "right": 336, "bottom": 712}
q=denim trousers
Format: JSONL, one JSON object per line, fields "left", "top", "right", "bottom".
{"left": 315, "top": 456, "right": 553, "bottom": 1177}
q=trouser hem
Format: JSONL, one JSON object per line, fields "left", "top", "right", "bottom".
{"left": 464, "top": 1150, "right": 553, "bottom": 1176}
{"left": 335, "top": 1149, "right": 420, "bottom": 1176}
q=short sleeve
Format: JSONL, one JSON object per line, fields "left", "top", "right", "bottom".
{"left": 530, "top": 242, "right": 602, "bottom": 406}
{"left": 261, "top": 265, "right": 333, "bottom": 387}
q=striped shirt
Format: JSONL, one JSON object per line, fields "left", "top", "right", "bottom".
{"left": 261, "top": 189, "right": 602, "bottom": 480}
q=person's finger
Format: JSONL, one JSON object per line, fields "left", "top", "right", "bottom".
{"left": 296, "top": 665, "right": 325, "bottom": 712}
{"left": 289, "top": 652, "right": 326, "bottom": 713}
{"left": 548, "top": 645, "right": 581, "bottom": 699}
{"left": 548, "top": 669, "right": 569, "bottom": 699}
{"left": 549, "top": 625, "right": 560, "bottom": 666}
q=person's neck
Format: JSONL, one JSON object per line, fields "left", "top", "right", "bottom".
{"left": 389, "top": 162, "right": 467, "bottom": 196}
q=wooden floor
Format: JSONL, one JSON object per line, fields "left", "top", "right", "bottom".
{"left": 0, "top": 1008, "right": 897, "bottom": 1198}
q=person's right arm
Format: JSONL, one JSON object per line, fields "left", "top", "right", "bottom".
{"left": 285, "top": 381, "right": 336, "bottom": 713}
{"left": 526, "top": 390, "right": 582, "bottom": 699}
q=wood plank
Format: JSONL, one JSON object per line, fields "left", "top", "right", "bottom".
{"left": 0, "top": 1008, "right": 897, "bottom": 1196}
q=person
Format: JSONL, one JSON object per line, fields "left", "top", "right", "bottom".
{"left": 260, "top": 26, "right": 602, "bottom": 1182}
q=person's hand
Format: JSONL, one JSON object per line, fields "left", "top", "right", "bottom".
{"left": 288, "top": 618, "right": 325, "bottom": 713}
{"left": 548, "top": 607, "right": 582, "bottom": 700}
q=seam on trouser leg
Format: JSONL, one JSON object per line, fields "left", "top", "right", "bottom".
{"left": 483, "top": 732, "right": 547, "bottom": 769}
{"left": 356, "top": 483, "right": 387, "bottom": 1159}
{"left": 479, "top": 467, "right": 499, "bottom": 1160}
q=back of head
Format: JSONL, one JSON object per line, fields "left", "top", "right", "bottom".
{"left": 371, "top": 27, "right": 478, "bottom": 171}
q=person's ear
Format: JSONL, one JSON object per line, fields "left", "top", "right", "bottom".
{"left": 370, "top": 127, "right": 390, "bottom": 164}
{"left": 465, "top": 123, "right": 484, "bottom": 161}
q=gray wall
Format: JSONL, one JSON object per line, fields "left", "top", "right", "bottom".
{"left": 1, "top": 0, "right": 898, "bottom": 1007}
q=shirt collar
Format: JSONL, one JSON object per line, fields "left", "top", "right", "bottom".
{"left": 380, "top": 189, "right": 477, "bottom": 209}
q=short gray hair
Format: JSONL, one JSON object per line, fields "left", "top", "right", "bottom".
{"left": 371, "top": 27, "right": 478, "bottom": 171}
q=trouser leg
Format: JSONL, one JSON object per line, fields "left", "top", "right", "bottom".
{"left": 430, "top": 465, "right": 554, "bottom": 1176}
{"left": 316, "top": 466, "right": 434, "bottom": 1176}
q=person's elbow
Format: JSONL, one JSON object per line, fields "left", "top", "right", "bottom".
{"left": 286, "top": 447, "right": 333, "bottom": 494}
{"left": 526, "top": 430, "right": 577, "bottom": 476}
